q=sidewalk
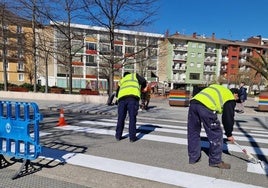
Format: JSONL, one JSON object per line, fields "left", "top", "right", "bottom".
{"left": 0, "top": 96, "right": 266, "bottom": 118}
{"left": 46, "top": 96, "right": 266, "bottom": 119}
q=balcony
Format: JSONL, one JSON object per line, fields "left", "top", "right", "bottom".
{"left": 173, "top": 46, "right": 187, "bottom": 51}
{"left": 173, "top": 53, "right": 187, "bottom": 61}
{"left": 205, "top": 48, "right": 217, "bottom": 55}
{"left": 173, "top": 63, "right": 186, "bottom": 72}
{"left": 204, "top": 66, "right": 215, "bottom": 73}
{"left": 204, "top": 57, "right": 216, "bottom": 65}
{"left": 221, "top": 50, "right": 228, "bottom": 55}
{"left": 220, "top": 68, "right": 227, "bottom": 74}
{"left": 239, "top": 51, "right": 252, "bottom": 57}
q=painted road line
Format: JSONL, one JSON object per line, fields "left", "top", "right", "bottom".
{"left": 99, "top": 119, "right": 268, "bottom": 138}
{"left": 55, "top": 125, "right": 267, "bottom": 175}
{"left": 39, "top": 150, "right": 263, "bottom": 188}
{"left": 55, "top": 125, "right": 268, "bottom": 157}
{"left": 87, "top": 119, "right": 188, "bottom": 130}
{"left": 80, "top": 120, "right": 268, "bottom": 143}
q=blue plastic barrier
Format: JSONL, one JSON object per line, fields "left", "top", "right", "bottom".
{"left": 0, "top": 101, "right": 43, "bottom": 179}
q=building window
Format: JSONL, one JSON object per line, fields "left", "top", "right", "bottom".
{"left": 190, "top": 62, "right": 194, "bottom": 67}
{"left": 125, "top": 34, "right": 135, "bottom": 45}
{"left": 86, "top": 42, "right": 96, "bottom": 50}
{"left": 100, "top": 44, "right": 110, "bottom": 54}
{"left": 18, "top": 73, "right": 24, "bottom": 81}
{"left": 73, "top": 66, "right": 83, "bottom": 75}
{"left": 5, "top": 60, "right": 9, "bottom": 70}
{"left": 232, "top": 48, "right": 238, "bottom": 51}
{"left": 125, "top": 46, "right": 135, "bottom": 54}
{"left": 17, "top": 26, "right": 22, "bottom": 33}
{"left": 231, "top": 64, "right": 236, "bottom": 69}
{"left": 18, "top": 62, "right": 24, "bottom": 71}
{"left": 192, "top": 43, "right": 196, "bottom": 48}
{"left": 189, "top": 73, "right": 200, "bottom": 80}
{"left": 231, "top": 56, "right": 237, "bottom": 60}
{"left": 115, "top": 45, "right": 122, "bottom": 56}
{"left": 99, "top": 34, "right": 109, "bottom": 43}
{"left": 191, "top": 52, "right": 195, "bottom": 57}
{"left": 86, "top": 55, "right": 97, "bottom": 66}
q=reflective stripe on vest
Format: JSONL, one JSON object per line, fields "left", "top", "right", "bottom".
{"left": 192, "top": 84, "right": 234, "bottom": 113}
{"left": 118, "top": 73, "right": 140, "bottom": 100}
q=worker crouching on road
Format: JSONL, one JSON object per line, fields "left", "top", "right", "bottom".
{"left": 115, "top": 72, "right": 146, "bottom": 142}
{"left": 187, "top": 84, "right": 239, "bottom": 169}
{"left": 140, "top": 82, "right": 151, "bottom": 110}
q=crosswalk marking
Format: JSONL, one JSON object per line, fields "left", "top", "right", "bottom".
{"left": 55, "top": 124, "right": 268, "bottom": 157}
{"left": 39, "top": 148, "right": 263, "bottom": 188}
{"left": 52, "top": 117, "right": 267, "bottom": 185}
{"left": 79, "top": 119, "right": 268, "bottom": 144}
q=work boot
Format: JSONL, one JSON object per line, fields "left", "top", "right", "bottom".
{"left": 209, "top": 161, "right": 231, "bottom": 169}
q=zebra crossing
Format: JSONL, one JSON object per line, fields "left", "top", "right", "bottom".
{"left": 40, "top": 116, "right": 267, "bottom": 187}
{"left": 55, "top": 118, "right": 268, "bottom": 157}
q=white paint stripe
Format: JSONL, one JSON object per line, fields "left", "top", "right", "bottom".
{"left": 251, "top": 130, "right": 268, "bottom": 134}
{"left": 54, "top": 125, "right": 267, "bottom": 175}
{"left": 86, "top": 119, "right": 187, "bottom": 130}
{"left": 138, "top": 116, "right": 188, "bottom": 124}
{"left": 41, "top": 151, "right": 262, "bottom": 188}
{"left": 80, "top": 120, "right": 268, "bottom": 143}
{"left": 247, "top": 162, "right": 268, "bottom": 175}
{"left": 56, "top": 125, "right": 268, "bottom": 157}
{"left": 99, "top": 119, "right": 268, "bottom": 136}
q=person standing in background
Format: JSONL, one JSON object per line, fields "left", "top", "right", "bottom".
{"left": 115, "top": 72, "right": 146, "bottom": 142}
{"left": 237, "top": 82, "right": 247, "bottom": 113}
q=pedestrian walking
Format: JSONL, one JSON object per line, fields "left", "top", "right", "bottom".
{"left": 237, "top": 82, "right": 247, "bottom": 113}
{"left": 115, "top": 72, "right": 147, "bottom": 142}
{"left": 187, "top": 84, "right": 239, "bottom": 169}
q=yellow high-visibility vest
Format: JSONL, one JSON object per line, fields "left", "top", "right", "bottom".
{"left": 192, "top": 84, "right": 234, "bottom": 113}
{"left": 117, "top": 73, "right": 141, "bottom": 100}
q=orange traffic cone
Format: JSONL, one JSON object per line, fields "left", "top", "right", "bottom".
{"left": 57, "top": 108, "right": 67, "bottom": 126}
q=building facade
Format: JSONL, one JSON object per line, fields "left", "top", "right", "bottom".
{"left": 43, "top": 23, "right": 164, "bottom": 92}
{"left": 159, "top": 33, "right": 268, "bottom": 92}
{"left": 0, "top": 7, "right": 33, "bottom": 86}
{"left": 1, "top": 7, "right": 268, "bottom": 94}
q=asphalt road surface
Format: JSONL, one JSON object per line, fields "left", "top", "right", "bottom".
{"left": 0, "top": 97, "right": 267, "bottom": 188}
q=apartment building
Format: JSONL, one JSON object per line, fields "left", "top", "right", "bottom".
{"left": 44, "top": 22, "right": 164, "bottom": 91}
{"left": 0, "top": 6, "right": 33, "bottom": 86}
{"left": 1, "top": 6, "right": 268, "bottom": 93}
{"left": 159, "top": 32, "right": 268, "bottom": 91}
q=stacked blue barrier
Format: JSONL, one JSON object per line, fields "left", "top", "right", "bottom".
{"left": 0, "top": 101, "right": 43, "bottom": 179}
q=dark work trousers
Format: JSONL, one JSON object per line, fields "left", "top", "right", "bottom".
{"left": 116, "top": 97, "right": 139, "bottom": 140}
{"left": 187, "top": 102, "right": 223, "bottom": 165}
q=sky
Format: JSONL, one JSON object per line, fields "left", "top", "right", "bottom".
{"left": 146, "top": 0, "right": 268, "bottom": 40}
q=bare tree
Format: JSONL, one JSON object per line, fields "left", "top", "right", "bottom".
{"left": 36, "top": 26, "right": 55, "bottom": 93}
{"left": 0, "top": 1, "right": 34, "bottom": 90}
{"left": 0, "top": 2, "right": 8, "bottom": 90}
{"left": 246, "top": 50, "right": 268, "bottom": 81}
{"left": 7, "top": 0, "right": 49, "bottom": 92}
{"left": 83, "top": 0, "right": 158, "bottom": 96}
{"left": 39, "top": 0, "right": 87, "bottom": 94}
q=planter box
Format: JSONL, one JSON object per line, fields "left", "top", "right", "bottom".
{"left": 50, "top": 87, "right": 65, "bottom": 94}
{"left": 257, "top": 91, "right": 268, "bottom": 112}
{"left": 8, "top": 87, "right": 29, "bottom": 92}
{"left": 79, "top": 89, "right": 99, "bottom": 95}
{"left": 169, "top": 89, "right": 190, "bottom": 107}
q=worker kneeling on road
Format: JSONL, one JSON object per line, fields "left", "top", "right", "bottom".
{"left": 187, "top": 84, "right": 239, "bottom": 169}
